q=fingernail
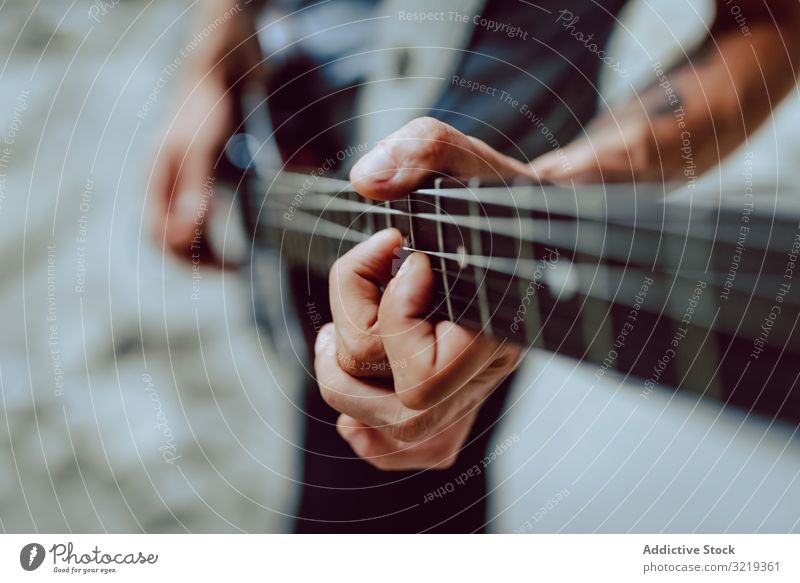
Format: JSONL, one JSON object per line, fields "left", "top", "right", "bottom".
{"left": 353, "top": 145, "right": 395, "bottom": 183}
{"left": 396, "top": 253, "right": 415, "bottom": 278}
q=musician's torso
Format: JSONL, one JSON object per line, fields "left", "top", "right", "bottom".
{"left": 257, "top": 0, "right": 629, "bottom": 170}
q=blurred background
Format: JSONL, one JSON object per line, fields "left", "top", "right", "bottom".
{"left": 0, "top": 0, "right": 798, "bottom": 533}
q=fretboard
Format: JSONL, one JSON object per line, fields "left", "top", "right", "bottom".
{"left": 242, "top": 171, "right": 800, "bottom": 424}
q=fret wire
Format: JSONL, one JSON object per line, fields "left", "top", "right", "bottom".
{"left": 434, "top": 287, "right": 701, "bottom": 355}
{"left": 366, "top": 201, "right": 376, "bottom": 235}
{"left": 430, "top": 265, "right": 516, "bottom": 285}
{"left": 265, "top": 206, "right": 790, "bottom": 305}
{"left": 435, "top": 194, "right": 455, "bottom": 322}
{"left": 384, "top": 200, "right": 392, "bottom": 229}
{"left": 518, "top": 222, "right": 541, "bottom": 347}
{"left": 429, "top": 264, "right": 800, "bottom": 321}
{"left": 266, "top": 196, "right": 782, "bottom": 258}
{"left": 274, "top": 231, "right": 800, "bottom": 354}
{"left": 468, "top": 200, "right": 492, "bottom": 331}
{"left": 253, "top": 173, "right": 800, "bottom": 422}
{"left": 435, "top": 271, "right": 715, "bottom": 333}
{"left": 431, "top": 287, "right": 578, "bottom": 327}
{"left": 343, "top": 191, "right": 354, "bottom": 236}
{"left": 267, "top": 208, "right": 773, "bottom": 297}
{"left": 430, "top": 282, "right": 537, "bottom": 321}
{"left": 407, "top": 194, "right": 417, "bottom": 249}
{"left": 430, "top": 296, "right": 547, "bottom": 348}
{"left": 430, "top": 293, "right": 518, "bottom": 326}
{"left": 519, "top": 271, "right": 538, "bottom": 347}
{"left": 433, "top": 288, "right": 493, "bottom": 308}
{"left": 403, "top": 245, "right": 539, "bottom": 281}
{"left": 259, "top": 170, "right": 800, "bottom": 219}
{"left": 270, "top": 209, "right": 752, "bottom": 297}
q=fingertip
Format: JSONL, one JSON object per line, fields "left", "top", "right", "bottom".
{"left": 314, "top": 323, "right": 336, "bottom": 356}
{"left": 350, "top": 144, "right": 396, "bottom": 199}
{"left": 411, "top": 251, "right": 431, "bottom": 270}
{"left": 379, "top": 252, "right": 435, "bottom": 332}
{"left": 390, "top": 252, "right": 432, "bottom": 290}
{"left": 530, "top": 150, "right": 566, "bottom": 180}
{"left": 336, "top": 414, "right": 361, "bottom": 439}
{"left": 371, "top": 227, "right": 404, "bottom": 248}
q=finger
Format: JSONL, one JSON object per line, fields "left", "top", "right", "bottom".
{"left": 378, "top": 252, "right": 504, "bottom": 410}
{"left": 329, "top": 228, "right": 404, "bottom": 377}
{"left": 165, "top": 151, "right": 213, "bottom": 253}
{"left": 148, "top": 149, "right": 179, "bottom": 247}
{"left": 335, "top": 414, "right": 408, "bottom": 466}
{"left": 530, "top": 139, "right": 606, "bottom": 183}
{"left": 349, "top": 116, "right": 537, "bottom": 200}
{"left": 336, "top": 413, "right": 470, "bottom": 471}
{"left": 530, "top": 113, "right": 660, "bottom": 183}
{"left": 316, "top": 324, "right": 448, "bottom": 443}
{"left": 149, "top": 139, "right": 213, "bottom": 258}
{"left": 314, "top": 324, "right": 411, "bottom": 430}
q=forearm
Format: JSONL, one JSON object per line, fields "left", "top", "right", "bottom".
{"left": 648, "top": 3, "right": 800, "bottom": 170}
{"left": 182, "top": 0, "right": 263, "bottom": 85}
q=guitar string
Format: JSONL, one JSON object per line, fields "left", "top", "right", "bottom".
{"left": 262, "top": 194, "right": 789, "bottom": 256}
{"left": 257, "top": 170, "right": 800, "bottom": 218}
{"left": 261, "top": 201, "right": 790, "bottom": 290}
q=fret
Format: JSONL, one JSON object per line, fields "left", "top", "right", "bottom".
{"left": 435, "top": 193, "right": 455, "bottom": 322}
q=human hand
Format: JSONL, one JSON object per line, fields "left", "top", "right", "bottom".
{"left": 314, "top": 116, "right": 526, "bottom": 470}
{"left": 529, "top": 80, "right": 725, "bottom": 184}
{"left": 314, "top": 229, "right": 522, "bottom": 470}
{"left": 148, "top": 73, "right": 234, "bottom": 263}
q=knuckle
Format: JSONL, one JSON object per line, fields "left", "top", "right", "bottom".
{"left": 397, "top": 389, "right": 432, "bottom": 411}
{"left": 407, "top": 117, "right": 451, "bottom": 160}
{"left": 485, "top": 346, "right": 523, "bottom": 376}
{"left": 396, "top": 377, "right": 438, "bottom": 410}
{"left": 407, "top": 116, "right": 443, "bottom": 135}
{"left": 390, "top": 411, "right": 432, "bottom": 443}
{"left": 337, "top": 334, "right": 386, "bottom": 376}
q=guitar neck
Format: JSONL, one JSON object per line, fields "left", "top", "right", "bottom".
{"left": 243, "top": 171, "right": 800, "bottom": 424}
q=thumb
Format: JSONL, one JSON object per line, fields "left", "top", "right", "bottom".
{"left": 378, "top": 252, "right": 483, "bottom": 410}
